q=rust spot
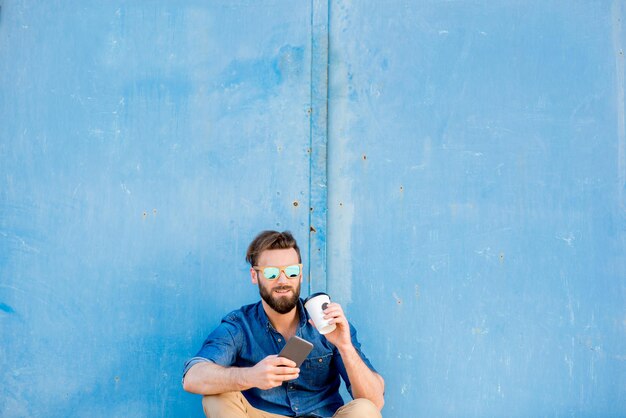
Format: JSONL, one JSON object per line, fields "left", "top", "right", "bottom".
{"left": 293, "top": 201, "right": 299, "bottom": 207}
{"left": 499, "top": 253, "right": 505, "bottom": 262}
{"left": 310, "top": 225, "right": 317, "bottom": 233}
{"left": 307, "top": 148, "right": 312, "bottom": 154}
{"left": 310, "top": 207, "right": 314, "bottom": 212}
{"left": 152, "top": 209, "right": 157, "bottom": 214}
{"left": 362, "top": 154, "right": 367, "bottom": 160}
{"left": 307, "top": 108, "right": 312, "bottom": 115}
{"left": 339, "top": 202, "right": 343, "bottom": 207}
{"left": 400, "top": 185, "right": 404, "bottom": 192}
{"left": 142, "top": 211, "right": 147, "bottom": 218}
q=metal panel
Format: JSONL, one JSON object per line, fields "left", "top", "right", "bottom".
{"left": 309, "top": 0, "right": 330, "bottom": 294}
{"left": 3, "top": 1, "right": 626, "bottom": 417}
{"left": 327, "top": 1, "right": 626, "bottom": 417}
{"left": 1, "top": 2, "right": 312, "bottom": 416}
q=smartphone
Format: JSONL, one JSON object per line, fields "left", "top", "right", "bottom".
{"left": 277, "top": 336, "right": 314, "bottom": 368}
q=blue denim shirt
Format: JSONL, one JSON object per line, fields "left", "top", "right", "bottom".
{"left": 183, "top": 299, "right": 377, "bottom": 417}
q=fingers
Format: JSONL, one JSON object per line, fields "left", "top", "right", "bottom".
{"left": 323, "top": 303, "right": 346, "bottom": 324}
{"left": 275, "top": 366, "right": 300, "bottom": 374}
{"left": 264, "top": 355, "right": 296, "bottom": 367}
{"left": 253, "top": 356, "right": 301, "bottom": 389}
{"left": 323, "top": 302, "right": 343, "bottom": 316}
{"left": 275, "top": 367, "right": 300, "bottom": 382}
{"left": 273, "top": 361, "right": 299, "bottom": 382}
{"left": 265, "top": 371, "right": 299, "bottom": 388}
{"left": 273, "top": 356, "right": 297, "bottom": 368}
{"left": 269, "top": 356, "right": 299, "bottom": 377}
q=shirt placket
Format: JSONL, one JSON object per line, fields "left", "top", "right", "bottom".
{"left": 268, "top": 324, "right": 302, "bottom": 415}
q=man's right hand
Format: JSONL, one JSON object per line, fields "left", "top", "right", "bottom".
{"left": 244, "top": 355, "right": 300, "bottom": 390}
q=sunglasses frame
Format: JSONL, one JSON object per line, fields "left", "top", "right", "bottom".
{"left": 253, "top": 263, "right": 303, "bottom": 280}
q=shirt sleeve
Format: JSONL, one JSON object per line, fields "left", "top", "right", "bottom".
{"left": 182, "top": 313, "right": 242, "bottom": 382}
{"left": 334, "top": 322, "right": 378, "bottom": 397}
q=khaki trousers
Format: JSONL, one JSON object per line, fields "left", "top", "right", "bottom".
{"left": 202, "top": 391, "right": 382, "bottom": 418}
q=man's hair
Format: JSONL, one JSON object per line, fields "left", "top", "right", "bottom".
{"left": 246, "top": 230, "right": 301, "bottom": 267}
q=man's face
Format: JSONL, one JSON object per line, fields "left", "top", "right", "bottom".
{"left": 252, "top": 248, "right": 302, "bottom": 314}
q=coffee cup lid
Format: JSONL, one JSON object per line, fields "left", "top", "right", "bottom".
{"left": 304, "top": 292, "right": 330, "bottom": 306}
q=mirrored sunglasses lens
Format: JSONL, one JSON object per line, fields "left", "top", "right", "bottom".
{"left": 285, "top": 265, "right": 300, "bottom": 278}
{"left": 263, "top": 267, "right": 280, "bottom": 280}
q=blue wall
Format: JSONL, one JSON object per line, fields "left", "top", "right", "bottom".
{"left": 1, "top": 2, "right": 313, "bottom": 416}
{"left": 327, "top": 1, "right": 626, "bottom": 417}
{"left": 1, "top": 1, "right": 625, "bottom": 417}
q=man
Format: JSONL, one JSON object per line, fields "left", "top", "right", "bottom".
{"left": 183, "top": 230, "right": 384, "bottom": 417}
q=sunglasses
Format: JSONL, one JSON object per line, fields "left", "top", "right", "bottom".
{"left": 253, "top": 264, "right": 303, "bottom": 280}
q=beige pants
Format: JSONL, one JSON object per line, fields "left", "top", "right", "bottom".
{"left": 202, "top": 391, "right": 382, "bottom": 418}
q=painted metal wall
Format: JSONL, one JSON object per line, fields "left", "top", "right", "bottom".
{"left": 1, "top": 1, "right": 314, "bottom": 416}
{"left": 1, "top": 1, "right": 625, "bottom": 417}
{"left": 327, "top": 1, "right": 626, "bottom": 417}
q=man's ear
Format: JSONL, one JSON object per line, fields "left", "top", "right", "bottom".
{"left": 250, "top": 267, "right": 258, "bottom": 284}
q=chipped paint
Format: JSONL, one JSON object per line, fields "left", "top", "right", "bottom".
{"left": 0, "top": 303, "right": 15, "bottom": 314}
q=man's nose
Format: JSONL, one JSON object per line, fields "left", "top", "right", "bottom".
{"left": 276, "top": 271, "right": 289, "bottom": 283}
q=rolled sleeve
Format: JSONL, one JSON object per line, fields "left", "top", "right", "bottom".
{"left": 182, "top": 314, "right": 242, "bottom": 381}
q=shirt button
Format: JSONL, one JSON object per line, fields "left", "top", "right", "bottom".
{"left": 318, "top": 358, "right": 323, "bottom": 363}
{"left": 278, "top": 338, "right": 282, "bottom": 342}
{"left": 294, "top": 407, "right": 298, "bottom": 411}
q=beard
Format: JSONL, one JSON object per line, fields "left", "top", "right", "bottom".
{"left": 258, "top": 280, "right": 301, "bottom": 314}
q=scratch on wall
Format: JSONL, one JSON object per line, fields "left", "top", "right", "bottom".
{"left": 392, "top": 292, "right": 402, "bottom": 305}
{"left": 472, "top": 327, "right": 489, "bottom": 335}
{"left": 400, "top": 383, "right": 409, "bottom": 395}
{"left": 556, "top": 232, "right": 575, "bottom": 247}
{"left": 0, "top": 303, "right": 16, "bottom": 314}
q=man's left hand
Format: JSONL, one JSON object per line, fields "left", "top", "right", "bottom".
{"left": 309, "top": 302, "right": 352, "bottom": 350}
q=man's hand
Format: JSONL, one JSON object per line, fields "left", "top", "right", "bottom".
{"left": 244, "top": 355, "right": 300, "bottom": 390}
{"left": 308, "top": 302, "right": 385, "bottom": 410}
{"left": 309, "top": 302, "right": 352, "bottom": 350}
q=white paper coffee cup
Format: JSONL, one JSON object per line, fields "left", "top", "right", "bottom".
{"left": 304, "top": 292, "right": 337, "bottom": 335}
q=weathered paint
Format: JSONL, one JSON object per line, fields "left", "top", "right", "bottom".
{"left": 1, "top": 2, "right": 312, "bottom": 417}
{"left": 308, "top": 0, "right": 330, "bottom": 295}
{"left": 614, "top": 0, "right": 626, "bottom": 210}
{"left": 1, "top": 1, "right": 625, "bottom": 417}
{"left": 327, "top": 1, "right": 626, "bottom": 417}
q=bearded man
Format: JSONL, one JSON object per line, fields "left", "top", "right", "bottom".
{"left": 183, "top": 230, "right": 384, "bottom": 418}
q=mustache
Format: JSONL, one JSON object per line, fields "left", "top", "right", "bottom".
{"left": 273, "top": 286, "right": 293, "bottom": 291}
